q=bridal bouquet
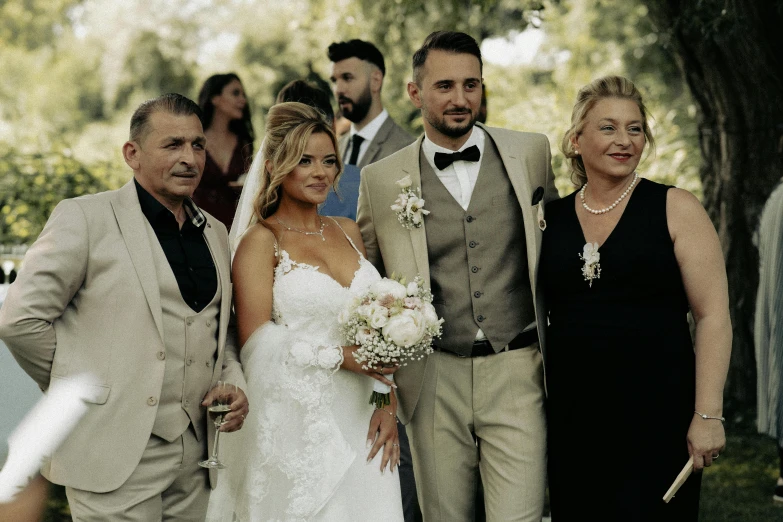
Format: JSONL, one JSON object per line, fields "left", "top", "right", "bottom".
{"left": 339, "top": 275, "right": 443, "bottom": 408}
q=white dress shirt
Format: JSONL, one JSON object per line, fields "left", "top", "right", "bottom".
{"left": 421, "top": 127, "right": 486, "bottom": 211}
{"left": 345, "top": 110, "right": 389, "bottom": 165}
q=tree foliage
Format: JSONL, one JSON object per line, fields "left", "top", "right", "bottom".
{"left": 0, "top": 145, "right": 121, "bottom": 244}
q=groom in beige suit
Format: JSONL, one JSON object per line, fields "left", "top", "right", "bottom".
{"left": 357, "top": 32, "right": 558, "bottom": 521}
{"left": 0, "top": 93, "right": 248, "bottom": 521}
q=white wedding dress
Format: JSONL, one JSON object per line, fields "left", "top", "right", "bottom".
{"left": 206, "top": 221, "right": 403, "bottom": 522}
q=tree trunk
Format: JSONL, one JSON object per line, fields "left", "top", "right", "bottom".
{"left": 642, "top": 0, "right": 783, "bottom": 413}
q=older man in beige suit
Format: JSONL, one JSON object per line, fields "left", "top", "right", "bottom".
{"left": 357, "top": 32, "right": 558, "bottom": 521}
{"left": 0, "top": 93, "right": 248, "bottom": 521}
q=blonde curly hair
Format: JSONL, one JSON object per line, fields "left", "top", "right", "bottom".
{"left": 561, "top": 76, "right": 655, "bottom": 187}
{"left": 252, "top": 102, "right": 342, "bottom": 220}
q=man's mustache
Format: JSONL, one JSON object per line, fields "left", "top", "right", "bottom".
{"left": 338, "top": 96, "right": 354, "bottom": 105}
{"left": 172, "top": 169, "right": 200, "bottom": 176}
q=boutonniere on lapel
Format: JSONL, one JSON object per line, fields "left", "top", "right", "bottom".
{"left": 391, "top": 175, "right": 430, "bottom": 229}
{"left": 532, "top": 186, "right": 546, "bottom": 231}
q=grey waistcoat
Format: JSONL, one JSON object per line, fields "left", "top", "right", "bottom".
{"left": 145, "top": 221, "right": 221, "bottom": 442}
{"left": 420, "top": 137, "right": 535, "bottom": 356}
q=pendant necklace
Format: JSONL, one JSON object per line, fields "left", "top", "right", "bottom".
{"left": 276, "top": 216, "right": 327, "bottom": 241}
{"left": 580, "top": 171, "right": 639, "bottom": 215}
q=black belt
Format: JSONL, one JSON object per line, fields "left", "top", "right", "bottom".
{"left": 436, "top": 328, "right": 538, "bottom": 358}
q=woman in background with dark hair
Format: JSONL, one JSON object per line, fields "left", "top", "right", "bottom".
{"left": 194, "top": 72, "right": 255, "bottom": 228}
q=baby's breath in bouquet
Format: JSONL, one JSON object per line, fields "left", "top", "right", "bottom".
{"left": 339, "top": 275, "right": 444, "bottom": 408}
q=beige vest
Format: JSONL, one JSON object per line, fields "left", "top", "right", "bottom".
{"left": 144, "top": 222, "right": 221, "bottom": 442}
{"left": 420, "top": 137, "right": 535, "bottom": 355}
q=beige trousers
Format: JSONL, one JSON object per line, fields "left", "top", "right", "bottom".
{"left": 66, "top": 428, "right": 210, "bottom": 521}
{"left": 407, "top": 346, "right": 547, "bottom": 522}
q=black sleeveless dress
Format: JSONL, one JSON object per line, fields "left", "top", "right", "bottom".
{"left": 540, "top": 179, "right": 701, "bottom": 521}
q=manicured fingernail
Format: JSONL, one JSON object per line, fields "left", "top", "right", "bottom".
{"left": 366, "top": 439, "right": 373, "bottom": 449}
{"left": 391, "top": 384, "right": 398, "bottom": 389}
{"left": 381, "top": 469, "right": 385, "bottom": 475}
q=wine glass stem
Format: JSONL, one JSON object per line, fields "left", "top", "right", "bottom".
{"left": 211, "top": 416, "right": 223, "bottom": 460}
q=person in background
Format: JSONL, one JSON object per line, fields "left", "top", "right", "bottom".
{"left": 754, "top": 177, "right": 783, "bottom": 504}
{"left": 276, "top": 79, "right": 335, "bottom": 125}
{"left": 327, "top": 39, "right": 413, "bottom": 170}
{"left": 194, "top": 73, "right": 255, "bottom": 229}
{"left": 0, "top": 93, "right": 248, "bottom": 521}
{"left": 541, "top": 76, "right": 731, "bottom": 520}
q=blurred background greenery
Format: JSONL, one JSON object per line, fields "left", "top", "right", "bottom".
{"left": 0, "top": 0, "right": 701, "bottom": 246}
{"left": 3, "top": 0, "right": 783, "bottom": 519}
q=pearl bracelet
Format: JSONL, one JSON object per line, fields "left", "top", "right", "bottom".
{"left": 694, "top": 410, "right": 725, "bottom": 423}
{"left": 375, "top": 407, "right": 395, "bottom": 418}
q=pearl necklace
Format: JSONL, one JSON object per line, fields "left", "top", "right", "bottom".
{"left": 580, "top": 172, "right": 639, "bottom": 215}
{"left": 276, "top": 216, "right": 327, "bottom": 241}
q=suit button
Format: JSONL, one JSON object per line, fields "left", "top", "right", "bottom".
{"left": 186, "top": 357, "right": 194, "bottom": 366}
{"left": 469, "top": 241, "right": 477, "bottom": 248}
{"left": 477, "top": 315, "right": 485, "bottom": 322}
{"left": 466, "top": 216, "right": 474, "bottom": 223}
{"left": 147, "top": 397, "right": 157, "bottom": 406}
{"left": 206, "top": 361, "right": 212, "bottom": 368}
{"left": 157, "top": 351, "right": 165, "bottom": 360}
{"left": 474, "top": 291, "right": 481, "bottom": 298}
{"left": 206, "top": 320, "right": 212, "bottom": 327}
{"left": 184, "top": 400, "right": 191, "bottom": 407}
{"left": 471, "top": 266, "right": 479, "bottom": 273}
{"left": 186, "top": 318, "right": 194, "bottom": 326}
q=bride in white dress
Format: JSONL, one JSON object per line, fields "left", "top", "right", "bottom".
{"left": 206, "top": 102, "right": 403, "bottom": 521}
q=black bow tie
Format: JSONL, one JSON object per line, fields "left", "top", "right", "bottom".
{"left": 433, "top": 145, "right": 481, "bottom": 170}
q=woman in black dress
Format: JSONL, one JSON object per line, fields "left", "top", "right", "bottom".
{"left": 541, "top": 76, "right": 731, "bottom": 520}
{"left": 193, "top": 73, "right": 255, "bottom": 229}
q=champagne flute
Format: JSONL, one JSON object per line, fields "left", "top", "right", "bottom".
{"left": 199, "top": 381, "right": 233, "bottom": 469}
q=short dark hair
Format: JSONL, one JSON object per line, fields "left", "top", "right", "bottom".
{"left": 276, "top": 80, "right": 334, "bottom": 123}
{"left": 197, "top": 72, "right": 255, "bottom": 144}
{"left": 129, "top": 93, "right": 203, "bottom": 143}
{"left": 412, "top": 31, "right": 483, "bottom": 84}
{"left": 327, "top": 39, "right": 385, "bottom": 76}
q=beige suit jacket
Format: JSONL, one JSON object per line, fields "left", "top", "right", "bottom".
{"left": 339, "top": 115, "right": 414, "bottom": 168}
{"left": 0, "top": 180, "right": 244, "bottom": 492}
{"left": 357, "top": 123, "right": 558, "bottom": 424}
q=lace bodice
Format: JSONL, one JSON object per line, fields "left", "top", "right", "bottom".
{"left": 272, "top": 248, "right": 380, "bottom": 346}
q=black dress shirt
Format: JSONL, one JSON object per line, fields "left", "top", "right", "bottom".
{"left": 135, "top": 180, "right": 217, "bottom": 312}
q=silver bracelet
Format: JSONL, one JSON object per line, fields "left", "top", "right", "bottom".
{"left": 694, "top": 410, "right": 725, "bottom": 423}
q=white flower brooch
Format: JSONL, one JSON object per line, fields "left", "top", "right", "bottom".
{"left": 579, "top": 242, "right": 601, "bottom": 287}
{"left": 391, "top": 175, "right": 430, "bottom": 229}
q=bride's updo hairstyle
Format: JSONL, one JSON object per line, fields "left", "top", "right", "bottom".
{"left": 252, "top": 102, "right": 342, "bottom": 220}
{"left": 561, "top": 76, "right": 655, "bottom": 188}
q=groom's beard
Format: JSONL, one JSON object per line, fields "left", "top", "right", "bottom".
{"left": 426, "top": 108, "right": 478, "bottom": 139}
{"left": 339, "top": 86, "right": 372, "bottom": 123}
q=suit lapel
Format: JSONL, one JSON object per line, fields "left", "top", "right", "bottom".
{"left": 482, "top": 125, "right": 539, "bottom": 299}
{"left": 111, "top": 181, "right": 165, "bottom": 341}
{"left": 203, "top": 218, "right": 231, "bottom": 356}
{"left": 359, "top": 117, "right": 392, "bottom": 168}
{"left": 403, "top": 136, "right": 430, "bottom": 284}
{"left": 338, "top": 133, "right": 349, "bottom": 163}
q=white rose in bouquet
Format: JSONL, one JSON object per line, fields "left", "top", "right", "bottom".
{"left": 422, "top": 302, "right": 440, "bottom": 326}
{"left": 382, "top": 308, "right": 427, "bottom": 348}
{"left": 406, "top": 281, "right": 419, "bottom": 296}
{"left": 370, "top": 278, "right": 407, "bottom": 300}
{"left": 368, "top": 301, "right": 390, "bottom": 329}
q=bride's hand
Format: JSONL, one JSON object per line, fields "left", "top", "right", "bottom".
{"left": 366, "top": 394, "right": 400, "bottom": 473}
{"left": 340, "top": 345, "right": 398, "bottom": 388}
